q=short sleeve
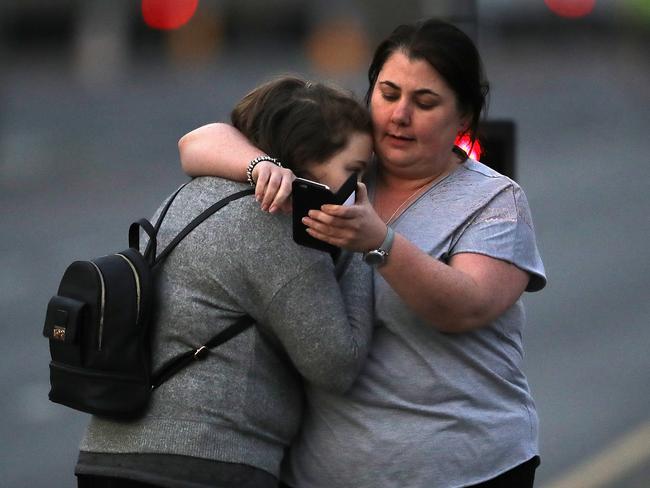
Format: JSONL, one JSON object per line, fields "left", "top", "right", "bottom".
{"left": 450, "top": 185, "right": 547, "bottom": 292}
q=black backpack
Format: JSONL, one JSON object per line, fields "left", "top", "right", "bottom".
{"left": 42, "top": 183, "right": 255, "bottom": 419}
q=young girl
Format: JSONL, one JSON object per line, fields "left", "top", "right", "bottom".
{"left": 75, "top": 76, "right": 374, "bottom": 488}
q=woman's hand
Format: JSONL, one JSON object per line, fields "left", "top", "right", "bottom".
{"left": 252, "top": 161, "right": 296, "bottom": 213}
{"left": 302, "top": 183, "right": 388, "bottom": 252}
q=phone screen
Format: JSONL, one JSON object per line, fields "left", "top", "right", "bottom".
{"left": 341, "top": 190, "right": 356, "bottom": 207}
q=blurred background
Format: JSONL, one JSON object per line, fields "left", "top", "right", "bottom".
{"left": 1, "top": 0, "right": 649, "bottom": 486}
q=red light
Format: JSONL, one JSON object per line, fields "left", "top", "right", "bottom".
{"left": 455, "top": 134, "right": 483, "bottom": 161}
{"left": 142, "top": 0, "right": 199, "bottom": 30}
{"left": 544, "top": 0, "right": 596, "bottom": 18}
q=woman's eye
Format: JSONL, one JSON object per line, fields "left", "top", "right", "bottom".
{"left": 381, "top": 92, "right": 399, "bottom": 101}
{"left": 416, "top": 99, "right": 436, "bottom": 110}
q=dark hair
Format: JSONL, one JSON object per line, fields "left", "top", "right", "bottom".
{"left": 366, "top": 18, "right": 489, "bottom": 151}
{"left": 231, "top": 76, "right": 371, "bottom": 175}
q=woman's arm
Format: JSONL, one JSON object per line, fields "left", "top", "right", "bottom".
{"left": 302, "top": 183, "right": 529, "bottom": 333}
{"left": 377, "top": 236, "right": 529, "bottom": 333}
{"left": 179, "top": 123, "right": 259, "bottom": 179}
{"left": 263, "top": 256, "right": 374, "bottom": 392}
{"left": 179, "top": 123, "right": 295, "bottom": 212}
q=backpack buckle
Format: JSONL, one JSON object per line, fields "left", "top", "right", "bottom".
{"left": 193, "top": 346, "right": 208, "bottom": 360}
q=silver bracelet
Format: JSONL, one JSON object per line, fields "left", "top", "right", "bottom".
{"left": 246, "top": 156, "right": 282, "bottom": 187}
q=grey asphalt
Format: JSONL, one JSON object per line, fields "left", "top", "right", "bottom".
{"left": 1, "top": 28, "right": 649, "bottom": 487}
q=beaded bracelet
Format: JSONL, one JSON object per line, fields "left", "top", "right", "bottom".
{"left": 246, "top": 156, "right": 282, "bottom": 187}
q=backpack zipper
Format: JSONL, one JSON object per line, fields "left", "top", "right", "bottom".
{"left": 115, "top": 253, "right": 141, "bottom": 326}
{"left": 89, "top": 261, "right": 106, "bottom": 350}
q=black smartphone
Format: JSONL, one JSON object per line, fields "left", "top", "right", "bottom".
{"left": 292, "top": 172, "right": 358, "bottom": 253}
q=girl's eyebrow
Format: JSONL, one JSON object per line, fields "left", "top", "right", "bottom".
{"left": 379, "top": 80, "right": 440, "bottom": 97}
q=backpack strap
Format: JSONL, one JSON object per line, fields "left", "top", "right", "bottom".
{"left": 148, "top": 185, "right": 256, "bottom": 389}
{"left": 151, "top": 314, "right": 255, "bottom": 389}
{"left": 152, "top": 188, "right": 255, "bottom": 267}
{"left": 129, "top": 219, "right": 157, "bottom": 263}
{"left": 145, "top": 182, "right": 191, "bottom": 259}
{"left": 128, "top": 182, "right": 190, "bottom": 264}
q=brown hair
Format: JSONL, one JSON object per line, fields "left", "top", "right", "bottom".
{"left": 231, "top": 76, "right": 371, "bottom": 175}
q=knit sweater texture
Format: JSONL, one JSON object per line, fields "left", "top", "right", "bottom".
{"left": 78, "top": 177, "right": 373, "bottom": 481}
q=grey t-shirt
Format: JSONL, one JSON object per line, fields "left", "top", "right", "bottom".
{"left": 77, "top": 177, "right": 373, "bottom": 484}
{"left": 285, "top": 160, "right": 546, "bottom": 488}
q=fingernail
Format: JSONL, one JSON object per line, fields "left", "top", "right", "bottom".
{"left": 269, "top": 205, "right": 277, "bottom": 213}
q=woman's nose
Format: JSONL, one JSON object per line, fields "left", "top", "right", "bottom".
{"left": 390, "top": 100, "right": 411, "bottom": 126}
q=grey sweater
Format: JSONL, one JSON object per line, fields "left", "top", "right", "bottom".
{"left": 77, "top": 177, "right": 373, "bottom": 482}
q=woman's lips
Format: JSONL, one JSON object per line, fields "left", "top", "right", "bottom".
{"left": 385, "top": 133, "right": 415, "bottom": 146}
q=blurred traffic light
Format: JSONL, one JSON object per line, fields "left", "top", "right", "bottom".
{"left": 141, "top": 0, "right": 199, "bottom": 31}
{"left": 544, "top": 0, "right": 596, "bottom": 18}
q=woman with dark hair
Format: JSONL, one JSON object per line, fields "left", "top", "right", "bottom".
{"left": 179, "top": 19, "right": 546, "bottom": 488}
{"left": 74, "top": 76, "right": 374, "bottom": 488}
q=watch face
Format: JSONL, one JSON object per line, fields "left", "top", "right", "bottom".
{"left": 363, "top": 250, "right": 386, "bottom": 266}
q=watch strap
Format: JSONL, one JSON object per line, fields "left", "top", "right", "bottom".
{"left": 363, "top": 226, "right": 395, "bottom": 266}
{"left": 380, "top": 226, "right": 395, "bottom": 254}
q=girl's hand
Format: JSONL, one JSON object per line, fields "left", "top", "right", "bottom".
{"left": 253, "top": 161, "right": 296, "bottom": 213}
{"left": 302, "top": 183, "right": 388, "bottom": 252}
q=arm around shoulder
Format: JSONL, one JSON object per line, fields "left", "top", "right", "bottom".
{"left": 178, "top": 123, "right": 260, "bottom": 179}
{"left": 178, "top": 123, "right": 296, "bottom": 213}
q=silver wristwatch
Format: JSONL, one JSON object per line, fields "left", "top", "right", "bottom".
{"left": 363, "top": 226, "right": 395, "bottom": 267}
